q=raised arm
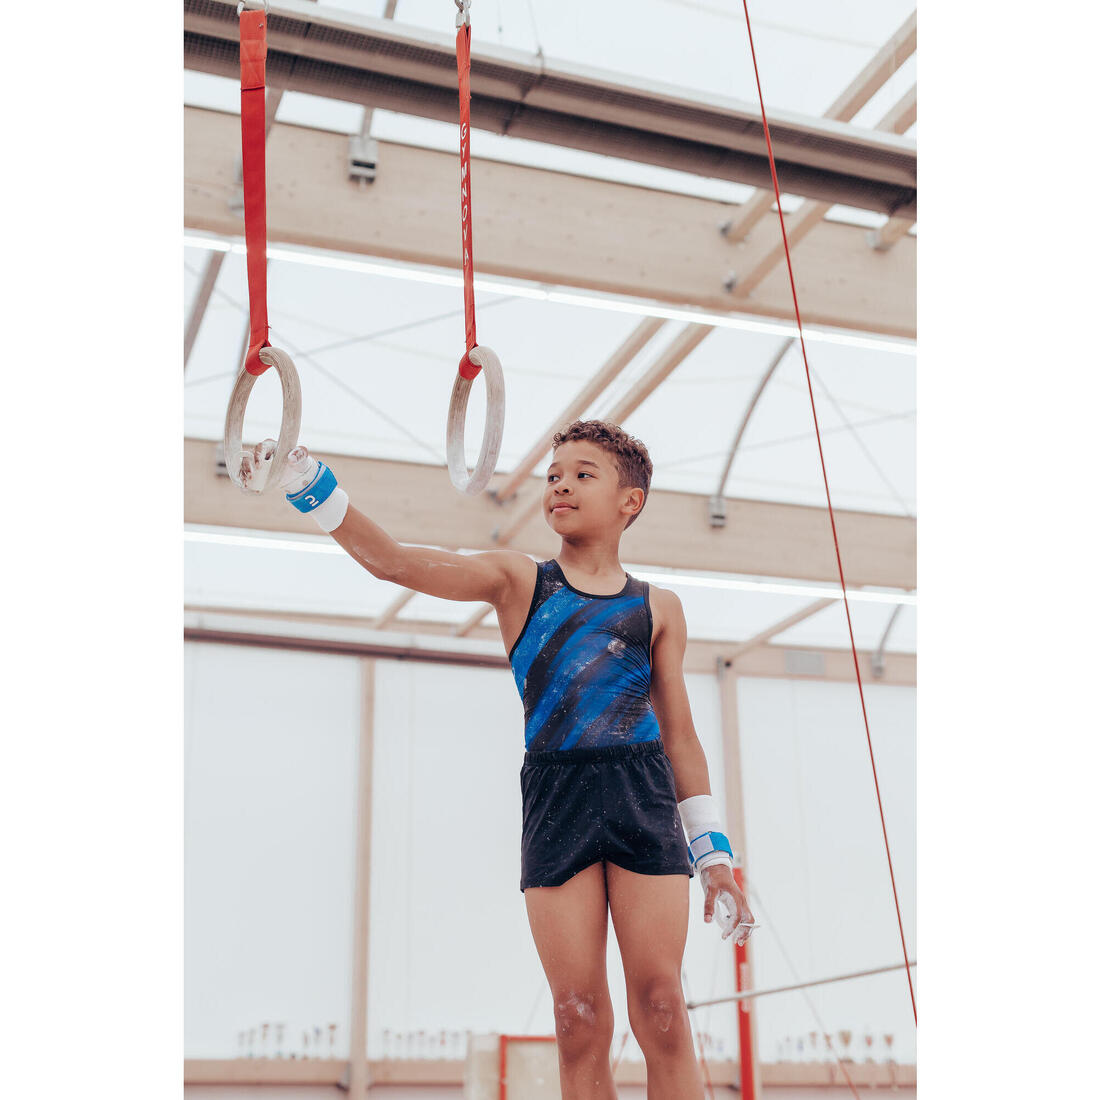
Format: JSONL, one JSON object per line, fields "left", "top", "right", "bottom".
{"left": 239, "top": 439, "right": 530, "bottom": 606}
{"left": 331, "top": 502, "right": 528, "bottom": 605}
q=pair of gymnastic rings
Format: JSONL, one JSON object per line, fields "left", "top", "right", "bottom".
{"left": 223, "top": 0, "right": 504, "bottom": 498}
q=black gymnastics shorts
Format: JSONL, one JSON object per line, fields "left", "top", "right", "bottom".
{"left": 519, "top": 738, "right": 694, "bottom": 891}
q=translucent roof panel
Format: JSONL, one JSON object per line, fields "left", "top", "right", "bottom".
{"left": 185, "top": 240, "right": 915, "bottom": 515}
{"left": 321, "top": 1, "right": 915, "bottom": 120}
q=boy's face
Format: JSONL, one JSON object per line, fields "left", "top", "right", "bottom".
{"left": 544, "top": 440, "right": 643, "bottom": 535}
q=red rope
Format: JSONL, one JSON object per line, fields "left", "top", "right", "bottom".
{"left": 239, "top": 8, "right": 272, "bottom": 377}
{"left": 455, "top": 22, "right": 481, "bottom": 381}
{"left": 739, "top": 0, "right": 917, "bottom": 1028}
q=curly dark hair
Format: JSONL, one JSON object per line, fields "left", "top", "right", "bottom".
{"left": 551, "top": 419, "right": 653, "bottom": 528}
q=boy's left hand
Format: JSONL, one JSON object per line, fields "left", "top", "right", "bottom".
{"left": 700, "top": 860, "right": 756, "bottom": 944}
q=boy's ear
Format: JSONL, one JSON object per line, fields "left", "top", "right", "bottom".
{"left": 623, "top": 487, "right": 645, "bottom": 517}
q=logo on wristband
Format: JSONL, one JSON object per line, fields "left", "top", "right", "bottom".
{"left": 287, "top": 463, "right": 338, "bottom": 513}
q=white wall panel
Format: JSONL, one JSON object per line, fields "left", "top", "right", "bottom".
{"left": 367, "top": 660, "right": 532, "bottom": 1054}
{"left": 736, "top": 677, "right": 916, "bottom": 1063}
{"left": 185, "top": 642, "right": 362, "bottom": 1058}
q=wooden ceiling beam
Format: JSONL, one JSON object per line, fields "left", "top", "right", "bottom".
{"left": 184, "top": 440, "right": 915, "bottom": 588}
{"left": 722, "top": 12, "right": 916, "bottom": 243}
{"left": 184, "top": 107, "right": 916, "bottom": 339}
{"left": 727, "top": 598, "right": 837, "bottom": 659}
{"left": 869, "top": 215, "right": 915, "bottom": 252}
{"left": 727, "top": 82, "right": 918, "bottom": 300}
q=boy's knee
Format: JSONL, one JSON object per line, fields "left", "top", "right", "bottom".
{"left": 629, "top": 979, "right": 692, "bottom": 1050}
{"left": 553, "top": 991, "right": 612, "bottom": 1058}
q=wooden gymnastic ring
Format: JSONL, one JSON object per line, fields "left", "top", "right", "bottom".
{"left": 222, "top": 346, "right": 303, "bottom": 493}
{"left": 446, "top": 345, "right": 505, "bottom": 495}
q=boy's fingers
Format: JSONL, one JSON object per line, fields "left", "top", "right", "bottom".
{"left": 238, "top": 451, "right": 256, "bottom": 485}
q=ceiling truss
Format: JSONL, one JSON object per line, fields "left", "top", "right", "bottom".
{"left": 183, "top": 0, "right": 915, "bottom": 218}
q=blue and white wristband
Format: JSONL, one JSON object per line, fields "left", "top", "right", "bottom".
{"left": 688, "top": 830, "right": 736, "bottom": 869}
{"left": 287, "top": 462, "right": 349, "bottom": 533}
{"left": 678, "top": 794, "right": 738, "bottom": 872}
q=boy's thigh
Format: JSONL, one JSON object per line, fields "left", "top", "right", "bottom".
{"left": 524, "top": 861, "right": 611, "bottom": 995}
{"left": 605, "top": 862, "right": 690, "bottom": 991}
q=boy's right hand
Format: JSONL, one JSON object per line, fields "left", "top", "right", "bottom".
{"left": 237, "top": 439, "right": 318, "bottom": 495}
{"left": 237, "top": 439, "right": 350, "bottom": 532}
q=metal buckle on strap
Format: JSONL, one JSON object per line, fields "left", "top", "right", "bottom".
{"left": 454, "top": 0, "right": 472, "bottom": 28}
{"left": 237, "top": 1, "right": 269, "bottom": 15}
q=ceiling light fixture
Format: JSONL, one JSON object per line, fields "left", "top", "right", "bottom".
{"left": 185, "top": 527, "right": 916, "bottom": 606}
{"left": 184, "top": 234, "right": 915, "bottom": 357}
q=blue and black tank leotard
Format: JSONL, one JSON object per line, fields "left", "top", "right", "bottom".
{"left": 508, "top": 559, "right": 661, "bottom": 752}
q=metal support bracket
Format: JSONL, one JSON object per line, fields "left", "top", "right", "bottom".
{"left": 348, "top": 134, "right": 379, "bottom": 183}
{"left": 871, "top": 604, "right": 904, "bottom": 678}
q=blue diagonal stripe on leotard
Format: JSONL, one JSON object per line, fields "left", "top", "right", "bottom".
{"left": 556, "top": 665, "right": 640, "bottom": 749}
{"left": 510, "top": 585, "right": 587, "bottom": 693}
{"left": 536, "top": 652, "right": 657, "bottom": 751}
{"left": 567, "top": 699, "right": 661, "bottom": 750}
{"left": 522, "top": 597, "right": 644, "bottom": 747}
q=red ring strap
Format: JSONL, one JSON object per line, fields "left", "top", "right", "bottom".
{"left": 455, "top": 22, "right": 481, "bottom": 381}
{"left": 240, "top": 9, "right": 271, "bottom": 377}
{"left": 740, "top": 0, "right": 917, "bottom": 1031}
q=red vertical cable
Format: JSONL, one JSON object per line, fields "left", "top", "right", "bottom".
{"left": 739, "top": 1, "right": 917, "bottom": 1027}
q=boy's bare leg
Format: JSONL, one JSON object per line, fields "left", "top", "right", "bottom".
{"left": 524, "top": 862, "right": 618, "bottom": 1100}
{"left": 605, "top": 863, "right": 704, "bottom": 1100}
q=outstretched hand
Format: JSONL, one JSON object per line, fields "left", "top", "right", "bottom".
{"left": 237, "top": 439, "right": 317, "bottom": 495}
{"left": 700, "top": 861, "right": 756, "bottom": 945}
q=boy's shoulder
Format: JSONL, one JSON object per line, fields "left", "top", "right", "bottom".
{"left": 645, "top": 582, "right": 686, "bottom": 638}
{"left": 476, "top": 548, "right": 539, "bottom": 590}
{"left": 645, "top": 581, "right": 683, "bottom": 610}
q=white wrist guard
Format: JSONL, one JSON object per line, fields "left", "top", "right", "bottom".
{"left": 285, "top": 462, "right": 350, "bottom": 533}
{"left": 678, "top": 794, "right": 738, "bottom": 872}
{"left": 304, "top": 486, "right": 349, "bottom": 533}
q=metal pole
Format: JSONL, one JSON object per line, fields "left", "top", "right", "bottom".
{"left": 716, "top": 660, "right": 759, "bottom": 1100}
{"left": 688, "top": 958, "right": 918, "bottom": 1008}
{"left": 184, "top": 252, "right": 226, "bottom": 370}
{"left": 708, "top": 337, "right": 794, "bottom": 525}
{"left": 872, "top": 604, "right": 904, "bottom": 678}
{"left": 348, "top": 659, "right": 377, "bottom": 1097}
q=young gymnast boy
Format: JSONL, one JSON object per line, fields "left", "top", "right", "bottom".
{"left": 240, "top": 419, "right": 755, "bottom": 1100}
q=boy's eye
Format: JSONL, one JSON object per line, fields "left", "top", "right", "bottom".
{"left": 548, "top": 474, "right": 559, "bottom": 482}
